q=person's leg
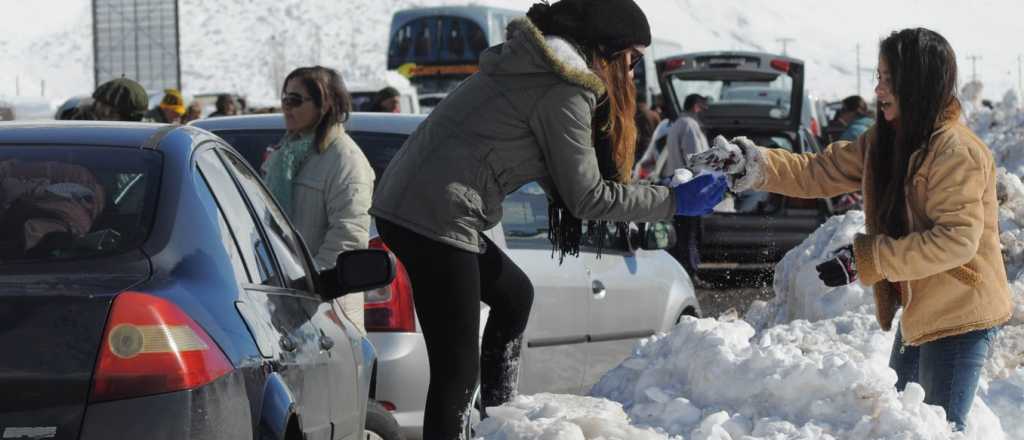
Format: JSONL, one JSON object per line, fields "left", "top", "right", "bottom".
{"left": 477, "top": 235, "right": 534, "bottom": 410}
{"left": 917, "top": 327, "right": 997, "bottom": 431}
{"left": 889, "top": 325, "right": 920, "bottom": 392}
{"left": 377, "top": 219, "right": 482, "bottom": 439}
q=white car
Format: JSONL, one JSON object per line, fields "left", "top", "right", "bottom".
{"left": 192, "top": 113, "right": 702, "bottom": 440}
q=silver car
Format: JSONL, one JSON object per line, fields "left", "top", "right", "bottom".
{"left": 193, "top": 113, "right": 702, "bottom": 440}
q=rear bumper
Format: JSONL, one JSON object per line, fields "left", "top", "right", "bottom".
{"left": 368, "top": 331, "right": 429, "bottom": 440}
{"left": 79, "top": 370, "right": 252, "bottom": 440}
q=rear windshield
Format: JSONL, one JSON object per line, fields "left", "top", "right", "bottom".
{"left": 214, "top": 129, "right": 407, "bottom": 183}
{"left": 0, "top": 146, "right": 161, "bottom": 263}
{"left": 670, "top": 75, "right": 794, "bottom": 117}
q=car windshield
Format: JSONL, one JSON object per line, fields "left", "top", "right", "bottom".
{"left": 670, "top": 75, "right": 794, "bottom": 118}
{"left": 0, "top": 146, "right": 161, "bottom": 263}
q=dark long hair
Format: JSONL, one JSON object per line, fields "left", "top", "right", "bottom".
{"left": 282, "top": 66, "right": 352, "bottom": 152}
{"left": 870, "top": 28, "right": 961, "bottom": 238}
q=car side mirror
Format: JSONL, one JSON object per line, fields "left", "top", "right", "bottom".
{"left": 640, "top": 221, "right": 677, "bottom": 250}
{"left": 319, "top": 249, "right": 396, "bottom": 301}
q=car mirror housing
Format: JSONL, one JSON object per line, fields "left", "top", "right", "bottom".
{"left": 640, "top": 221, "right": 677, "bottom": 251}
{"left": 319, "top": 249, "right": 396, "bottom": 301}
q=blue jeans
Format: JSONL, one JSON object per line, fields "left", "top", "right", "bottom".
{"left": 889, "top": 325, "right": 998, "bottom": 431}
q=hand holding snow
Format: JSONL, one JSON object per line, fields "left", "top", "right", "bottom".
{"left": 688, "top": 136, "right": 746, "bottom": 175}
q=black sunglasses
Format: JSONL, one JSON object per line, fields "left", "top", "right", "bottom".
{"left": 281, "top": 94, "right": 314, "bottom": 109}
{"left": 628, "top": 51, "right": 644, "bottom": 71}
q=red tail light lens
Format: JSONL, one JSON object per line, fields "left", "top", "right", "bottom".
{"left": 770, "top": 59, "right": 791, "bottom": 73}
{"left": 810, "top": 117, "right": 821, "bottom": 137}
{"left": 91, "top": 291, "right": 233, "bottom": 402}
{"left": 664, "top": 58, "right": 686, "bottom": 71}
{"left": 365, "top": 237, "right": 416, "bottom": 332}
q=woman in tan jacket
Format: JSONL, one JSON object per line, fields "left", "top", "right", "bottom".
{"left": 693, "top": 28, "right": 1012, "bottom": 431}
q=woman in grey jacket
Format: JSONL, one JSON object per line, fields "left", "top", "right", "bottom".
{"left": 371, "top": 1, "right": 726, "bottom": 437}
{"left": 263, "top": 66, "right": 375, "bottom": 330}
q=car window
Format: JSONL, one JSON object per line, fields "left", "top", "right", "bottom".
{"left": 214, "top": 130, "right": 283, "bottom": 172}
{"left": 0, "top": 146, "right": 160, "bottom": 263}
{"left": 196, "top": 148, "right": 279, "bottom": 286}
{"left": 217, "top": 149, "right": 317, "bottom": 294}
{"left": 348, "top": 131, "right": 407, "bottom": 183}
{"left": 501, "top": 182, "right": 551, "bottom": 249}
{"left": 213, "top": 128, "right": 408, "bottom": 186}
{"left": 193, "top": 170, "right": 251, "bottom": 283}
{"left": 501, "top": 182, "right": 628, "bottom": 252}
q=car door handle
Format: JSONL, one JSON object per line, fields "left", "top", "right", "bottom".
{"left": 319, "top": 333, "right": 335, "bottom": 351}
{"left": 592, "top": 280, "right": 606, "bottom": 299}
{"left": 279, "top": 335, "right": 297, "bottom": 353}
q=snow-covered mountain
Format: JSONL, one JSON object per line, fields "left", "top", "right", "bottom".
{"left": 2, "top": 0, "right": 1022, "bottom": 106}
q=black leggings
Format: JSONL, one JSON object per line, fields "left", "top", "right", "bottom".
{"left": 377, "top": 219, "right": 534, "bottom": 439}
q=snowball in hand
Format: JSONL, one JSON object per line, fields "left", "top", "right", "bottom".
{"left": 689, "top": 135, "right": 746, "bottom": 175}
{"left": 668, "top": 168, "right": 694, "bottom": 188}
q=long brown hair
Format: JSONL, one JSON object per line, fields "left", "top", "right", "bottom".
{"left": 592, "top": 51, "right": 638, "bottom": 183}
{"left": 282, "top": 66, "right": 352, "bottom": 153}
{"left": 870, "top": 28, "right": 961, "bottom": 238}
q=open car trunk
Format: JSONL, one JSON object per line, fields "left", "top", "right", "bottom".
{"left": 656, "top": 52, "right": 828, "bottom": 267}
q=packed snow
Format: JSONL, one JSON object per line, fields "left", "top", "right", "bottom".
{"left": 474, "top": 96, "right": 1024, "bottom": 439}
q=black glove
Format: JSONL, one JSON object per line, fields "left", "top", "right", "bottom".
{"left": 815, "top": 245, "right": 857, "bottom": 287}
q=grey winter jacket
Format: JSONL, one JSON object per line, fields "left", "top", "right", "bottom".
{"left": 371, "top": 17, "right": 676, "bottom": 253}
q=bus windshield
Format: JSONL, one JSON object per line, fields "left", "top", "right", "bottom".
{"left": 388, "top": 15, "right": 491, "bottom": 70}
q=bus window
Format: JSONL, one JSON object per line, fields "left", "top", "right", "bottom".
{"left": 414, "top": 19, "right": 435, "bottom": 59}
{"left": 468, "top": 21, "right": 488, "bottom": 54}
{"left": 390, "top": 23, "right": 414, "bottom": 61}
{"left": 444, "top": 17, "right": 466, "bottom": 59}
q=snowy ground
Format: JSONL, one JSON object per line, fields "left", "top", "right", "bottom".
{"left": 474, "top": 99, "right": 1024, "bottom": 439}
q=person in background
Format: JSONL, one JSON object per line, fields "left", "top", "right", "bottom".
{"left": 837, "top": 95, "right": 874, "bottom": 141}
{"left": 659, "top": 93, "right": 710, "bottom": 279}
{"left": 144, "top": 89, "right": 185, "bottom": 124}
{"left": 262, "top": 66, "right": 375, "bottom": 331}
{"left": 692, "top": 27, "right": 1011, "bottom": 432}
{"left": 182, "top": 101, "right": 203, "bottom": 124}
{"left": 633, "top": 97, "right": 661, "bottom": 163}
{"left": 371, "top": 1, "right": 726, "bottom": 437}
{"left": 369, "top": 86, "right": 402, "bottom": 113}
{"left": 70, "top": 78, "right": 148, "bottom": 122}
{"left": 209, "top": 94, "right": 239, "bottom": 117}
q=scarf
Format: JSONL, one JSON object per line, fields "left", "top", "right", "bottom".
{"left": 548, "top": 98, "right": 628, "bottom": 263}
{"left": 263, "top": 132, "right": 315, "bottom": 216}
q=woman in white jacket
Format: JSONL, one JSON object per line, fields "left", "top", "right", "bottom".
{"left": 263, "top": 66, "right": 375, "bottom": 330}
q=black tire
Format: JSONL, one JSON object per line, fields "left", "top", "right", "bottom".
{"left": 365, "top": 400, "right": 405, "bottom": 440}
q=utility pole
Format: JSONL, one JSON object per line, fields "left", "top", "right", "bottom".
{"left": 856, "top": 43, "right": 861, "bottom": 96}
{"left": 776, "top": 38, "right": 794, "bottom": 55}
{"left": 967, "top": 55, "right": 983, "bottom": 83}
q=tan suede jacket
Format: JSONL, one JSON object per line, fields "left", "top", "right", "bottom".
{"left": 749, "top": 121, "right": 1012, "bottom": 345}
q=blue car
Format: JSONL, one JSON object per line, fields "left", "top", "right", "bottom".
{"left": 0, "top": 121, "right": 392, "bottom": 440}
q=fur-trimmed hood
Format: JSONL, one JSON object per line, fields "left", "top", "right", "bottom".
{"left": 479, "top": 17, "right": 605, "bottom": 96}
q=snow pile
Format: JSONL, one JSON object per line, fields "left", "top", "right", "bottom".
{"left": 745, "top": 211, "right": 873, "bottom": 330}
{"left": 475, "top": 394, "right": 669, "bottom": 440}
{"left": 586, "top": 315, "right": 1003, "bottom": 440}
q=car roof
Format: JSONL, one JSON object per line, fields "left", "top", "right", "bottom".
{"left": 190, "top": 112, "right": 426, "bottom": 135}
{"left": 0, "top": 121, "right": 172, "bottom": 148}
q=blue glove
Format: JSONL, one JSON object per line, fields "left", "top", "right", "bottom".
{"left": 674, "top": 174, "right": 727, "bottom": 216}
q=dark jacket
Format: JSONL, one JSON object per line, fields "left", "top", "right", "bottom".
{"left": 371, "top": 18, "right": 675, "bottom": 253}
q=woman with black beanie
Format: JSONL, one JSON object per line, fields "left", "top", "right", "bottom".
{"left": 371, "top": 1, "right": 727, "bottom": 437}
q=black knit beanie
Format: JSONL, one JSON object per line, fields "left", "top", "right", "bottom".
{"left": 527, "top": 0, "right": 651, "bottom": 57}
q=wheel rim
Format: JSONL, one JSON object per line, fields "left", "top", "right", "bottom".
{"left": 365, "top": 430, "right": 385, "bottom": 440}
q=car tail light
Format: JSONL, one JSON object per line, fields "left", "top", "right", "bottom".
{"left": 380, "top": 401, "right": 397, "bottom": 411}
{"left": 365, "top": 237, "right": 416, "bottom": 332}
{"left": 664, "top": 58, "right": 686, "bottom": 71}
{"left": 810, "top": 117, "right": 821, "bottom": 137}
{"left": 90, "top": 291, "right": 233, "bottom": 402}
{"left": 770, "top": 59, "right": 791, "bottom": 73}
